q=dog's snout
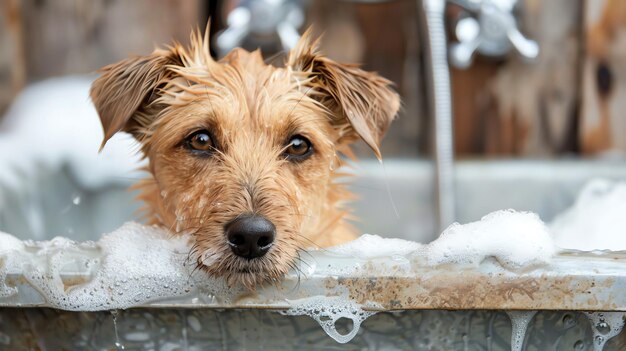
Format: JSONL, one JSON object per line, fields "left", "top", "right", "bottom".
{"left": 226, "top": 215, "right": 276, "bottom": 259}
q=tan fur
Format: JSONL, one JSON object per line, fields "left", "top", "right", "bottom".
{"left": 90, "top": 27, "right": 399, "bottom": 289}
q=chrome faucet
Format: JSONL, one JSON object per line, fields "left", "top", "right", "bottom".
{"left": 448, "top": 0, "right": 539, "bottom": 68}
{"left": 215, "top": 0, "right": 305, "bottom": 57}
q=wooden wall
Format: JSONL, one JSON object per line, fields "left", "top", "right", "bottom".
{"left": 448, "top": 0, "right": 584, "bottom": 157}
{"left": 0, "top": 0, "right": 25, "bottom": 117}
{"left": 0, "top": 0, "right": 205, "bottom": 116}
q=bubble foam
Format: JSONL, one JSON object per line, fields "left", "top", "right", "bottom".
{"left": 0, "top": 232, "right": 25, "bottom": 298}
{"left": 0, "top": 77, "right": 143, "bottom": 193}
{"left": 327, "top": 234, "right": 422, "bottom": 258}
{"left": 552, "top": 179, "right": 626, "bottom": 250}
{"left": 506, "top": 310, "right": 537, "bottom": 351}
{"left": 421, "top": 210, "right": 557, "bottom": 268}
{"left": 0, "top": 223, "right": 204, "bottom": 310}
{"left": 280, "top": 296, "right": 379, "bottom": 344}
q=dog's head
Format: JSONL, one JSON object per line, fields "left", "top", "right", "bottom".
{"left": 91, "top": 29, "right": 399, "bottom": 288}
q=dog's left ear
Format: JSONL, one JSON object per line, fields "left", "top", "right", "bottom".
{"left": 288, "top": 31, "right": 400, "bottom": 160}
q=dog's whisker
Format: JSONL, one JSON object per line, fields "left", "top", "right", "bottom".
{"left": 263, "top": 50, "right": 286, "bottom": 65}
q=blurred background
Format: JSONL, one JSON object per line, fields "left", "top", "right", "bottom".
{"left": 1, "top": 0, "right": 625, "bottom": 243}
{"left": 3, "top": 0, "right": 626, "bottom": 157}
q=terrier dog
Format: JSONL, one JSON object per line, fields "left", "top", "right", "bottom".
{"left": 90, "top": 28, "right": 399, "bottom": 288}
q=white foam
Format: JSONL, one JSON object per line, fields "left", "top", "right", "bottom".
{"left": 280, "top": 296, "right": 379, "bottom": 344}
{"left": 552, "top": 179, "right": 626, "bottom": 250}
{"left": 327, "top": 234, "right": 422, "bottom": 258}
{"left": 506, "top": 310, "right": 537, "bottom": 351}
{"left": 421, "top": 210, "right": 557, "bottom": 267}
{"left": 323, "top": 210, "right": 558, "bottom": 273}
{"left": 0, "top": 232, "right": 25, "bottom": 298}
{"left": 0, "top": 76, "right": 143, "bottom": 196}
{"left": 0, "top": 222, "right": 204, "bottom": 310}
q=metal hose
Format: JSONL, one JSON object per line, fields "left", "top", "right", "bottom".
{"left": 419, "top": 0, "right": 456, "bottom": 233}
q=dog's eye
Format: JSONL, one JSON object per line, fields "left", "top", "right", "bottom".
{"left": 284, "top": 135, "right": 313, "bottom": 160}
{"left": 185, "top": 130, "right": 215, "bottom": 153}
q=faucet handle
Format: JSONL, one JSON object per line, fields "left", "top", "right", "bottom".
{"left": 215, "top": 0, "right": 305, "bottom": 57}
{"left": 507, "top": 26, "right": 539, "bottom": 60}
{"left": 449, "top": 17, "right": 481, "bottom": 68}
{"left": 449, "top": 0, "right": 539, "bottom": 68}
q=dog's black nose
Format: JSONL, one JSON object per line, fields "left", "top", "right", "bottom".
{"left": 226, "top": 215, "right": 276, "bottom": 259}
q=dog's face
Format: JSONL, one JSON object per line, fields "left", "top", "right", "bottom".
{"left": 90, "top": 30, "right": 399, "bottom": 289}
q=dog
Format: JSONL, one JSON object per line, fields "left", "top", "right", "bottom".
{"left": 90, "top": 27, "right": 400, "bottom": 289}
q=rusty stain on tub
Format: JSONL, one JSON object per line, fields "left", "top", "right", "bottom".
{"left": 318, "top": 269, "right": 623, "bottom": 311}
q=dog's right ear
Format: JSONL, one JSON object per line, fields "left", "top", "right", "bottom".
{"left": 287, "top": 30, "right": 400, "bottom": 160}
{"left": 90, "top": 49, "right": 182, "bottom": 149}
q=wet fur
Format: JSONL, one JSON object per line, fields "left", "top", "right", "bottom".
{"left": 90, "top": 28, "right": 399, "bottom": 289}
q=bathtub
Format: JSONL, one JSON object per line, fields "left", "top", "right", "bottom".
{"left": 2, "top": 158, "right": 626, "bottom": 350}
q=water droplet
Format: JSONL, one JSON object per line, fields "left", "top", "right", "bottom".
{"left": 597, "top": 321, "right": 611, "bottom": 335}
{"left": 573, "top": 340, "right": 584, "bottom": 350}
{"left": 188, "top": 315, "right": 202, "bottom": 332}
{"left": 72, "top": 195, "right": 81, "bottom": 205}
{"left": 562, "top": 314, "right": 576, "bottom": 328}
{"left": 584, "top": 311, "right": 626, "bottom": 351}
{"left": 111, "top": 310, "right": 125, "bottom": 350}
{"left": 594, "top": 335, "right": 605, "bottom": 346}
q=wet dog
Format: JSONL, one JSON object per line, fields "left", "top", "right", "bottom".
{"left": 90, "top": 28, "right": 399, "bottom": 288}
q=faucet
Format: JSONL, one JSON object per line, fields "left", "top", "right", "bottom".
{"left": 215, "top": 0, "right": 305, "bottom": 57}
{"left": 448, "top": 0, "right": 539, "bottom": 68}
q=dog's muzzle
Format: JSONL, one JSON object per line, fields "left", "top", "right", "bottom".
{"left": 225, "top": 215, "right": 276, "bottom": 259}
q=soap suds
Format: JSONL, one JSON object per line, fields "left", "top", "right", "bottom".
{"left": 0, "top": 77, "right": 143, "bottom": 196}
{"left": 421, "top": 210, "right": 557, "bottom": 267}
{"left": 0, "top": 233, "right": 25, "bottom": 298}
{"left": 552, "top": 179, "right": 626, "bottom": 250}
{"left": 327, "top": 234, "right": 422, "bottom": 257}
{"left": 280, "top": 296, "right": 379, "bottom": 344}
{"left": 1, "top": 223, "right": 205, "bottom": 310}
{"left": 506, "top": 310, "right": 537, "bottom": 351}
{"left": 327, "top": 210, "right": 557, "bottom": 269}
